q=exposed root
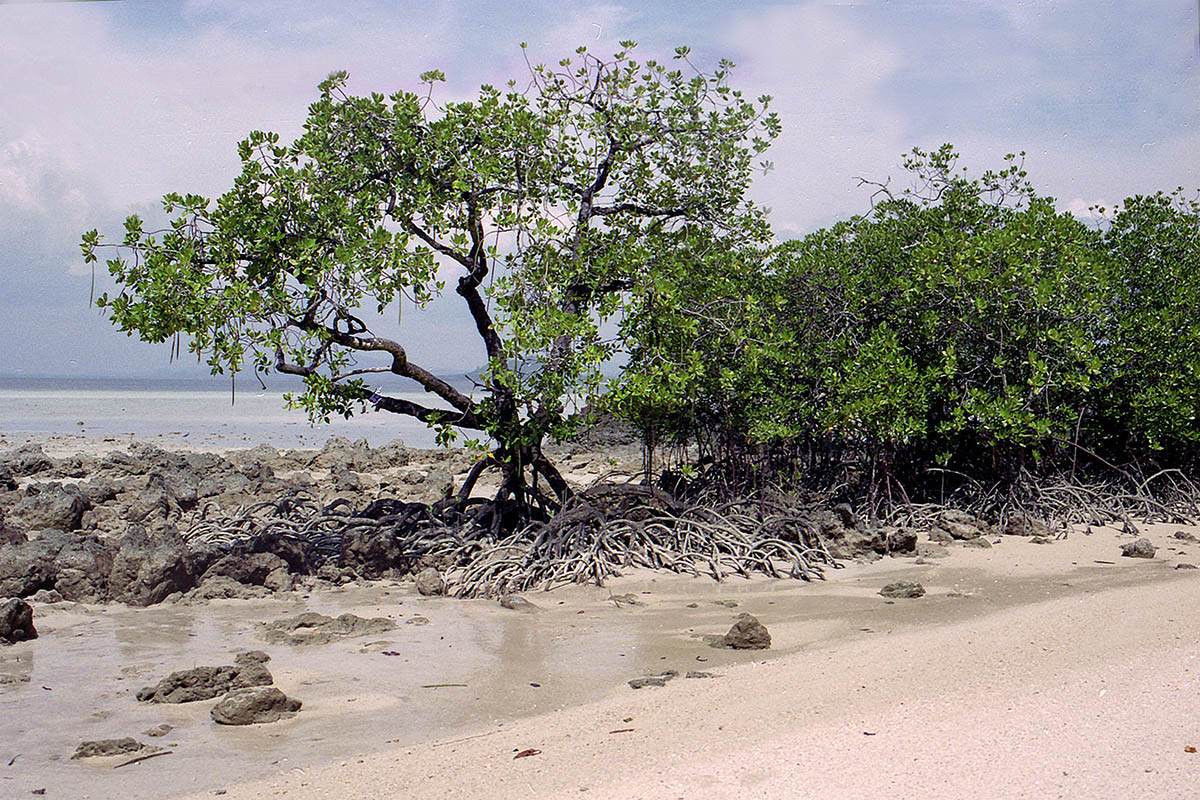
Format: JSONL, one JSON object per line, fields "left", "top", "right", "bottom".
{"left": 181, "top": 486, "right": 835, "bottom": 597}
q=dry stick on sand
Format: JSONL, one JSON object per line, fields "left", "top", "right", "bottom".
{"left": 113, "top": 750, "right": 173, "bottom": 769}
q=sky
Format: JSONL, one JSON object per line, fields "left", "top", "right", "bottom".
{"left": 1, "top": 0, "right": 1197, "bottom": 381}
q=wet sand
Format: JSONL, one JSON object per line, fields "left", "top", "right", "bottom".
{"left": 4, "top": 521, "right": 1199, "bottom": 799}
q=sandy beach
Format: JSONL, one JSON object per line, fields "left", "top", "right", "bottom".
{"left": 4, "top": 449, "right": 1198, "bottom": 800}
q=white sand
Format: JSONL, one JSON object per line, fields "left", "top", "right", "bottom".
{"left": 168, "top": 525, "right": 1200, "bottom": 800}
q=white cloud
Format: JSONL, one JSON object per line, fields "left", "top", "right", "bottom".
{"left": 719, "top": 4, "right": 908, "bottom": 234}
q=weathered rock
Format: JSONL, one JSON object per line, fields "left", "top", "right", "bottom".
{"left": 187, "top": 576, "right": 273, "bottom": 601}
{"left": 1173, "top": 531, "right": 1198, "bottom": 543}
{"left": 915, "top": 542, "right": 950, "bottom": 559}
{"left": 1001, "top": 516, "right": 1050, "bottom": 538}
{"left": 10, "top": 483, "right": 89, "bottom": 532}
{"left": 418, "top": 466, "right": 454, "bottom": 503}
{"left": 721, "top": 614, "right": 771, "bottom": 650}
{"left": 941, "top": 520, "right": 983, "bottom": 540}
{"left": 1176, "top": 563, "right": 1198, "bottom": 570}
{"left": 879, "top": 581, "right": 926, "bottom": 599}
{"left": 499, "top": 594, "right": 538, "bottom": 611}
{"left": 1121, "top": 538, "right": 1156, "bottom": 559}
{"left": 50, "top": 532, "right": 114, "bottom": 601}
{"left": 78, "top": 477, "right": 119, "bottom": 507}
{"left": 414, "top": 567, "right": 444, "bottom": 596}
{"left": 628, "top": 670, "right": 679, "bottom": 689}
{"left": 143, "top": 723, "right": 173, "bottom": 738}
{"left": 885, "top": 527, "right": 918, "bottom": 555}
{"left": 263, "top": 567, "right": 293, "bottom": 593}
{"left": 71, "top": 738, "right": 143, "bottom": 759}
{"left": 311, "top": 436, "right": 373, "bottom": 471}
{"left": 0, "top": 533, "right": 60, "bottom": 597}
{"left": 210, "top": 686, "right": 301, "bottom": 725}
{"left": 928, "top": 527, "right": 954, "bottom": 544}
{"left": 0, "top": 508, "right": 26, "bottom": 547}
{"left": 125, "top": 473, "right": 179, "bottom": 525}
{"left": 108, "top": 527, "right": 196, "bottom": 606}
{"left": 0, "top": 598, "right": 37, "bottom": 643}
{"left": 0, "top": 464, "right": 17, "bottom": 491}
{"left": 262, "top": 611, "right": 396, "bottom": 646}
{"left": 202, "top": 552, "right": 290, "bottom": 588}
{"left": 330, "top": 463, "right": 363, "bottom": 492}
{"left": 26, "top": 588, "right": 63, "bottom": 604}
{"left": 137, "top": 658, "right": 274, "bottom": 703}
{"left": 833, "top": 503, "right": 856, "bottom": 528}
{"left": 0, "top": 444, "right": 52, "bottom": 478}
{"left": 340, "top": 527, "right": 408, "bottom": 580}
{"left": 962, "top": 536, "right": 993, "bottom": 549}
{"left": 372, "top": 440, "right": 409, "bottom": 469}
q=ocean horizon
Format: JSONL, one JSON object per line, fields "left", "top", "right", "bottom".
{"left": 0, "top": 374, "right": 479, "bottom": 450}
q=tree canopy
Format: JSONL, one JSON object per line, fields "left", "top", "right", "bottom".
{"left": 83, "top": 43, "right": 779, "bottom": 525}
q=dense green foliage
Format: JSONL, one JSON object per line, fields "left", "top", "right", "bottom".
{"left": 616, "top": 145, "right": 1200, "bottom": 496}
{"left": 80, "top": 40, "right": 1199, "bottom": 510}
{"left": 82, "top": 44, "right": 778, "bottom": 518}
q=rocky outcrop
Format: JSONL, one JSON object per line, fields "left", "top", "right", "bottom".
{"left": 0, "top": 444, "right": 53, "bottom": 478}
{"left": 0, "top": 598, "right": 37, "bottom": 643}
{"left": 136, "top": 651, "right": 273, "bottom": 703}
{"left": 210, "top": 686, "right": 301, "bottom": 725}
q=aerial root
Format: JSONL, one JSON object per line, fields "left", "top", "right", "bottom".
{"left": 181, "top": 489, "right": 835, "bottom": 597}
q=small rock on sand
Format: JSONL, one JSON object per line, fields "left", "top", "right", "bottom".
{"left": 499, "top": 594, "right": 538, "bottom": 611}
{"left": 880, "top": 581, "right": 926, "bottom": 599}
{"left": 414, "top": 567, "right": 444, "bottom": 596}
{"left": 71, "top": 738, "right": 143, "bottom": 759}
{"left": 721, "top": 614, "right": 771, "bottom": 650}
{"left": 629, "top": 670, "right": 678, "bottom": 689}
{"left": 143, "top": 723, "right": 173, "bottom": 738}
{"left": 210, "top": 687, "right": 301, "bottom": 725}
{"left": 1121, "top": 538, "right": 1156, "bottom": 559}
{"left": 0, "top": 597, "right": 37, "bottom": 644}
{"left": 1176, "top": 563, "right": 1198, "bottom": 570}
{"left": 262, "top": 611, "right": 396, "bottom": 645}
{"left": 1173, "top": 531, "right": 1198, "bottom": 542}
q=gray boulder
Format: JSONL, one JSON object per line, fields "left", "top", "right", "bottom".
{"left": 1121, "top": 538, "right": 1156, "bottom": 559}
{"left": 211, "top": 686, "right": 301, "bottom": 725}
{"left": 880, "top": 581, "right": 926, "bottom": 599}
{"left": 137, "top": 652, "right": 273, "bottom": 704}
{"left": 0, "top": 444, "right": 52, "bottom": 478}
{"left": 0, "top": 508, "right": 26, "bottom": 547}
{"left": 414, "top": 567, "right": 445, "bottom": 596}
{"left": 71, "top": 738, "right": 143, "bottom": 759}
{"left": 885, "top": 527, "right": 918, "bottom": 554}
{"left": 201, "top": 552, "right": 290, "bottom": 588}
{"left": 1000, "top": 516, "right": 1050, "bottom": 538}
{"left": 9, "top": 483, "right": 89, "bottom": 532}
{"left": 340, "top": 527, "right": 407, "bottom": 580}
{"left": 0, "top": 598, "right": 36, "bottom": 643}
{"left": 262, "top": 611, "right": 396, "bottom": 646}
{"left": 0, "top": 464, "right": 16, "bottom": 491}
{"left": 109, "top": 527, "right": 196, "bottom": 606}
{"left": 721, "top": 614, "right": 771, "bottom": 650}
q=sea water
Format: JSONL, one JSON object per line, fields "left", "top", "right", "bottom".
{"left": 0, "top": 376, "right": 474, "bottom": 450}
